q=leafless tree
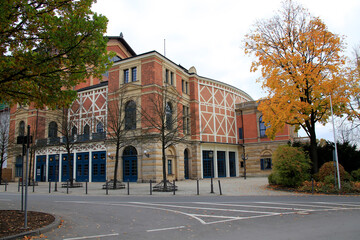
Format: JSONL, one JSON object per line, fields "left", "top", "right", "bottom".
{"left": 106, "top": 85, "right": 138, "bottom": 189}
{"left": 47, "top": 107, "right": 78, "bottom": 186}
{"left": 141, "top": 84, "right": 189, "bottom": 190}
{"left": 0, "top": 110, "right": 12, "bottom": 184}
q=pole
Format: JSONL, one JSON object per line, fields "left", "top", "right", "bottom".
{"left": 127, "top": 180, "right": 130, "bottom": 195}
{"left": 330, "top": 95, "right": 341, "bottom": 190}
{"left": 21, "top": 142, "right": 24, "bottom": 212}
{"left": 24, "top": 125, "right": 30, "bottom": 229}
{"left": 197, "top": 178, "right": 199, "bottom": 195}
{"left": 218, "top": 180, "right": 222, "bottom": 195}
{"left": 150, "top": 180, "right": 152, "bottom": 195}
{"left": 173, "top": 180, "right": 175, "bottom": 195}
{"left": 210, "top": 177, "right": 214, "bottom": 193}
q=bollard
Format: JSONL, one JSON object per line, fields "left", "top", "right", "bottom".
{"left": 173, "top": 180, "right": 176, "bottom": 195}
{"left": 66, "top": 181, "right": 69, "bottom": 194}
{"left": 218, "top": 180, "right": 222, "bottom": 195}
{"left": 86, "top": 182, "right": 88, "bottom": 195}
{"left": 150, "top": 180, "right": 152, "bottom": 195}
{"left": 210, "top": 177, "right": 214, "bottom": 193}
{"left": 106, "top": 181, "right": 108, "bottom": 195}
{"left": 18, "top": 178, "right": 20, "bottom": 192}
{"left": 197, "top": 179, "right": 199, "bottom": 195}
{"left": 127, "top": 180, "right": 130, "bottom": 195}
{"left": 5, "top": 180, "right": 7, "bottom": 192}
{"left": 49, "top": 182, "right": 51, "bottom": 193}
{"left": 55, "top": 182, "right": 58, "bottom": 192}
{"left": 32, "top": 180, "right": 35, "bottom": 193}
{"left": 311, "top": 178, "right": 314, "bottom": 195}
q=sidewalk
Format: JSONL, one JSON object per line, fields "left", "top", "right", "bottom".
{"left": 0, "top": 177, "right": 298, "bottom": 196}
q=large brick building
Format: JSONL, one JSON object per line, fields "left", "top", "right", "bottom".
{"left": 7, "top": 34, "right": 298, "bottom": 182}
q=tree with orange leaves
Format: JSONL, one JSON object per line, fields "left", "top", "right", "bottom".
{"left": 244, "top": 0, "right": 352, "bottom": 172}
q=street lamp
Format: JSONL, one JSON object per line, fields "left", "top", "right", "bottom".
{"left": 330, "top": 95, "right": 341, "bottom": 190}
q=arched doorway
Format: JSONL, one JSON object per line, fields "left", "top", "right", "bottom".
{"left": 122, "top": 146, "right": 138, "bottom": 182}
{"left": 184, "top": 149, "right": 189, "bottom": 179}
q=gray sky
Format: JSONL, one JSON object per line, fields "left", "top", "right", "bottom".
{"left": 92, "top": 0, "right": 360, "bottom": 141}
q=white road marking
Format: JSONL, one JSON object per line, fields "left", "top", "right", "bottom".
{"left": 55, "top": 201, "right": 360, "bottom": 226}
{"left": 255, "top": 201, "right": 341, "bottom": 209}
{"left": 63, "top": 233, "right": 119, "bottom": 240}
{"left": 130, "top": 202, "right": 279, "bottom": 215}
{"left": 195, "top": 202, "right": 308, "bottom": 211}
{"left": 314, "top": 202, "right": 360, "bottom": 207}
{"left": 147, "top": 226, "right": 185, "bottom": 232}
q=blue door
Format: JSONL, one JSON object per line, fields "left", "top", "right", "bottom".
{"left": 203, "top": 151, "right": 214, "bottom": 178}
{"left": 123, "top": 146, "right": 138, "bottom": 182}
{"left": 48, "top": 154, "right": 59, "bottom": 182}
{"left": 61, "top": 153, "right": 74, "bottom": 182}
{"left": 92, "top": 151, "right": 106, "bottom": 182}
{"left": 184, "top": 149, "right": 189, "bottom": 179}
{"left": 36, "top": 155, "right": 46, "bottom": 182}
{"left": 76, "top": 152, "right": 89, "bottom": 182}
{"left": 217, "top": 151, "right": 226, "bottom": 177}
{"left": 229, "top": 152, "right": 236, "bottom": 177}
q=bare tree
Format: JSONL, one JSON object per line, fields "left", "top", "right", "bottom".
{"left": 336, "top": 45, "right": 360, "bottom": 146}
{"left": 48, "top": 107, "right": 78, "bottom": 186}
{"left": 0, "top": 110, "right": 12, "bottom": 184}
{"left": 107, "top": 85, "right": 138, "bottom": 189}
{"left": 141, "top": 84, "right": 189, "bottom": 191}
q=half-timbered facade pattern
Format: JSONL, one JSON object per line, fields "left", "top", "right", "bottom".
{"left": 7, "top": 34, "right": 297, "bottom": 182}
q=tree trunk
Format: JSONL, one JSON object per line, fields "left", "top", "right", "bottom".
{"left": 67, "top": 148, "right": 74, "bottom": 187}
{"left": 162, "top": 142, "right": 167, "bottom": 189}
{"left": 308, "top": 121, "right": 319, "bottom": 173}
{"left": 113, "top": 142, "right": 120, "bottom": 189}
{"left": 0, "top": 162, "right": 3, "bottom": 185}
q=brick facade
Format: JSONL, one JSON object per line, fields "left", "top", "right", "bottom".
{"left": 6, "top": 35, "right": 298, "bottom": 182}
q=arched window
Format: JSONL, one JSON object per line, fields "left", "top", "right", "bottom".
{"left": 19, "top": 121, "right": 25, "bottom": 136}
{"left": 48, "top": 121, "right": 58, "bottom": 138}
{"left": 72, "top": 126, "right": 77, "bottom": 136}
{"left": 259, "top": 115, "right": 267, "bottom": 138}
{"left": 123, "top": 146, "right": 137, "bottom": 156}
{"left": 84, "top": 124, "right": 90, "bottom": 136}
{"left": 166, "top": 102, "right": 173, "bottom": 130}
{"left": 125, "top": 100, "right": 136, "bottom": 130}
{"left": 96, "top": 122, "right": 104, "bottom": 133}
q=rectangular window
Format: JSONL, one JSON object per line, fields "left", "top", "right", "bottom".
{"left": 183, "top": 106, "right": 190, "bottom": 134}
{"left": 15, "top": 156, "right": 23, "bottom": 177}
{"left": 124, "top": 69, "right": 129, "bottom": 83}
{"left": 185, "top": 82, "right": 188, "bottom": 94}
{"left": 182, "top": 80, "right": 185, "bottom": 92}
{"left": 170, "top": 72, "right": 174, "bottom": 85}
{"left": 260, "top": 158, "right": 272, "bottom": 170}
{"left": 168, "top": 160, "right": 172, "bottom": 174}
{"left": 131, "top": 67, "right": 137, "bottom": 82}
{"left": 165, "top": 69, "right": 169, "bottom": 83}
{"left": 239, "top": 128, "right": 243, "bottom": 140}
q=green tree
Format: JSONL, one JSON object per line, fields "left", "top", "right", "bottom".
{"left": 0, "top": 0, "right": 111, "bottom": 108}
{"left": 244, "top": 0, "right": 352, "bottom": 172}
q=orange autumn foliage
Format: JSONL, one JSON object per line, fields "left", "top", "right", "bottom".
{"left": 244, "top": 0, "right": 355, "bottom": 171}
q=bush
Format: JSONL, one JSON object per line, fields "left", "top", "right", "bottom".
{"left": 268, "top": 173, "right": 278, "bottom": 185}
{"left": 271, "top": 145, "right": 311, "bottom": 187}
{"left": 318, "top": 162, "right": 351, "bottom": 182}
{"left": 351, "top": 169, "right": 360, "bottom": 181}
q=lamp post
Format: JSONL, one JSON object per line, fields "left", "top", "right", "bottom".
{"left": 330, "top": 95, "right": 341, "bottom": 190}
{"left": 241, "top": 145, "right": 248, "bottom": 180}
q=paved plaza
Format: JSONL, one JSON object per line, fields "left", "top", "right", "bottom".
{"left": 1, "top": 177, "right": 299, "bottom": 196}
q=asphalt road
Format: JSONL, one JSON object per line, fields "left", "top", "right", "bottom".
{"left": 1, "top": 193, "right": 360, "bottom": 240}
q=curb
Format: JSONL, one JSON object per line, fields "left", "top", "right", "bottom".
{"left": 1, "top": 214, "right": 61, "bottom": 240}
